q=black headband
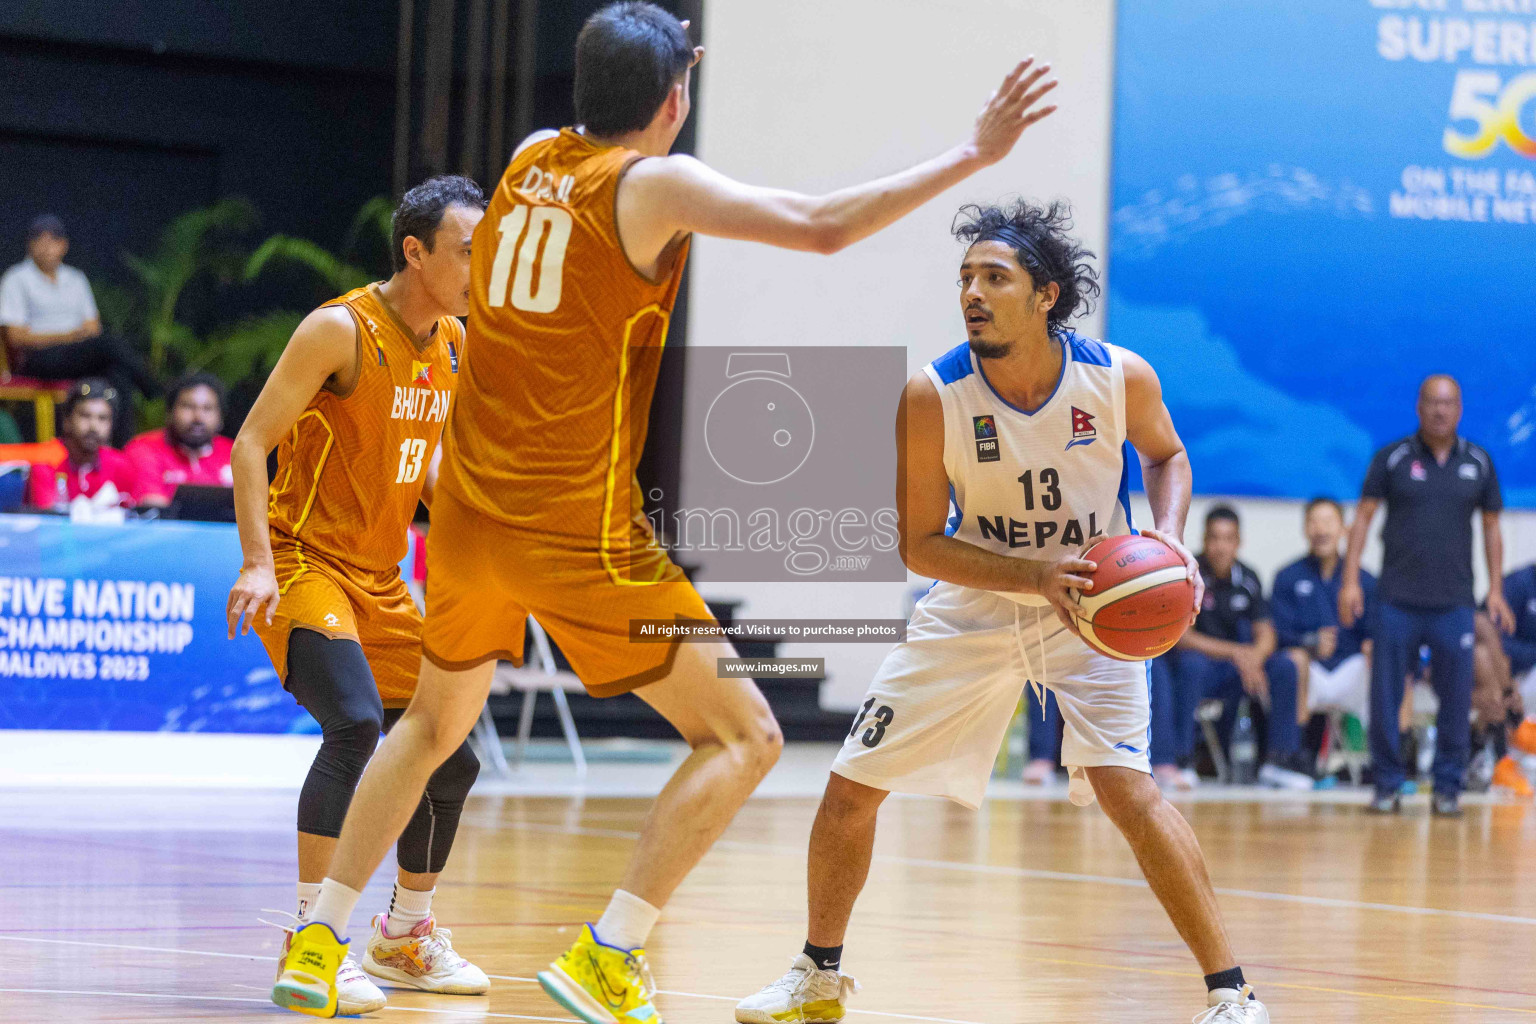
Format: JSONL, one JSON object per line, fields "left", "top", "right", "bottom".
{"left": 978, "top": 225, "right": 1049, "bottom": 277}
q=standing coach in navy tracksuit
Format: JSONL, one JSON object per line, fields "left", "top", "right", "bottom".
{"left": 1339, "top": 375, "right": 1515, "bottom": 816}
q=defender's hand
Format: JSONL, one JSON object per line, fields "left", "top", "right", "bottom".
{"left": 969, "top": 58, "right": 1058, "bottom": 166}
{"left": 227, "top": 564, "right": 280, "bottom": 638}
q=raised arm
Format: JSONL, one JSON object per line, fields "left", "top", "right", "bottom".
{"left": 225, "top": 305, "right": 356, "bottom": 637}
{"left": 1121, "top": 350, "right": 1203, "bottom": 616}
{"left": 617, "top": 59, "right": 1057, "bottom": 265}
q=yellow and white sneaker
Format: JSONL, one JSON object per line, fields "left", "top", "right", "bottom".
{"left": 272, "top": 921, "right": 350, "bottom": 1017}
{"left": 537, "top": 924, "right": 663, "bottom": 1024}
{"left": 362, "top": 913, "right": 490, "bottom": 994}
{"left": 1194, "top": 986, "right": 1269, "bottom": 1023}
{"left": 736, "top": 954, "right": 860, "bottom": 1024}
{"left": 270, "top": 912, "right": 386, "bottom": 1016}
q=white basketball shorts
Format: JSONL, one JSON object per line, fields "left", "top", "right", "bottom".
{"left": 832, "top": 581, "right": 1151, "bottom": 810}
{"left": 1306, "top": 652, "right": 1370, "bottom": 726}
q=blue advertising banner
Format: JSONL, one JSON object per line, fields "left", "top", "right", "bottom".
{"left": 1111, "top": 1, "right": 1535, "bottom": 504}
{"left": 0, "top": 515, "right": 309, "bottom": 732}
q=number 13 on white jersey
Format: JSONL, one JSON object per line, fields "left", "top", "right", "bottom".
{"left": 487, "top": 204, "right": 572, "bottom": 313}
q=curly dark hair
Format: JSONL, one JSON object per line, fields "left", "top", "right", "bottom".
{"left": 952, "top": 199, "right": 1100, "bottom": 336}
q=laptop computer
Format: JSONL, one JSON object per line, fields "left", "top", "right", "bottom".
{"left": 165, "top": 484, "right": 236, "bottom": 523}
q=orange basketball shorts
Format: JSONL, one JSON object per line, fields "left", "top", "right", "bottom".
{"left": 420, "top": 486, "right": 716, "bottom": 697}
{"left": 253, "top": 539, "right": 424, "bottom": 708}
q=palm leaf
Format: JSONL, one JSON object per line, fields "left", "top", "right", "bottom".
{"left": 245, "top": 236, "right": 374, "bottom": 295}
{"left": 119, "top": 197, "right": 259, "bottom": 373}
{"left": 342, "top": 195, "right": 394, "bottom": 262}
{"left": 191, "top": 310, "right": 306, "bottom": 382}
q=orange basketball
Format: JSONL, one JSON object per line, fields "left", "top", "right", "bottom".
{"left": 1071, "top": 534, "right": 1195, "bottom": 661}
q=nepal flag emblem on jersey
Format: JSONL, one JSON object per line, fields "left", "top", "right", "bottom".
{"left": 1067, "top": 406, "right": 1096, "bottom": 450}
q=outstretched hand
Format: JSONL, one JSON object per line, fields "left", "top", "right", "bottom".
{"left": 970, "top": 58, "right": 1059, "bottom": 166}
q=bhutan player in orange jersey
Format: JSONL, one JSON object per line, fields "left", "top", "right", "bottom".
{"left": 226, "top": 177, "right": 489, "bottom": 1017}
{"left": 289, "top": 4, "right": 1059, "bottom": 1020}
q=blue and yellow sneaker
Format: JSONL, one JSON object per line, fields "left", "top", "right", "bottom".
{"left": 538, "top": 924, "right": 662, "bottom": 1024}
{"left": 736, "top": 954, "right": 860, "bottom": 1023}
{"left": 272, "top": 921, "right": 349, "bottom": 1017}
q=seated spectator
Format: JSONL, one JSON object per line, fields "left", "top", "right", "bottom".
{"left": 1472, "top": 563, "right": 1536, "bottom": 797}
{"left": 1153, "top": 506, "right": 1309, "bottom": 789}
{"left": 0, "top": 215, "right": 158, "bottom": 445}
{"left": 1271, "top": 497, "right": 1376, "bottom": 751}
{"left": 125, "top": 372, "right": 234, "bottom": 507}
{"left": 26, "top": 378, "right": 139, "bottom": 510}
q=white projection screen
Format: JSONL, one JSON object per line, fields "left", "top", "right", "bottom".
{"left": 684, "top": 0, "right": 1116, "bottom": 707}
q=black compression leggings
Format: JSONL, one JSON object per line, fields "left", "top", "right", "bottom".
{"left": 287, "top": 629, "right": 479, "bottom": 874}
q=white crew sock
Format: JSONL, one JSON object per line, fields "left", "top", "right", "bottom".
{"left": 308, "top": 877, "right": 364, "bottom": 939}
{"left": 296, "top": 881, "right": 323, "bottom": 923}
{"left": 594, "top": 889, "right": 660, "bottom": 951}
{"left": 383, "top": 882, "right": 435, "bottom": 938}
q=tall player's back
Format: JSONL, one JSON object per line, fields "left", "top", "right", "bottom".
{"left": 441, "top": 129, "right": 689, "bottom": 542}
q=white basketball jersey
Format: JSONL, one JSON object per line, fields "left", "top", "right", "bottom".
{"left": 920, "top": 332, "right": 1135, "bottom": 608}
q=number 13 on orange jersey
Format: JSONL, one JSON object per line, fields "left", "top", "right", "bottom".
{"left": 396, "top": 438, "right": 427, "bottom": 483}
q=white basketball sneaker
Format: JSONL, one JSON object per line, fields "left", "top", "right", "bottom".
{"left": 362, "top": 913, "right": 490, "bottom": 994}
{"left": 736, "top": 954, "right": 860, "bottom": 1024}
{"left": 274, "top": 922, "right": 387, "bottom": 1015}
{"left": 1194, "top": 986, "right": 1269, "bottom": 1023}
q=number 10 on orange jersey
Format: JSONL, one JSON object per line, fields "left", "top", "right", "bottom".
{"left": 487, "top": 204, "right": 573, "bottom": 313}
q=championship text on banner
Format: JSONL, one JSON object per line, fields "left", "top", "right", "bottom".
{"left": 0, "top": 515, "right": 307, "bottom": 732}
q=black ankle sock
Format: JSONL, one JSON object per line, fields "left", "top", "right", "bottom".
{"left": 803, "top": 942, "right": 842, "bottom": 972}
{"left": 1204, "top": 967, "right": 1247, "bottom": 994}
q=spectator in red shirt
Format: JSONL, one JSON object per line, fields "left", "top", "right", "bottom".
{"left": 27, "top": 377, "right": 140, "bottom": 510}
{"left": 125, "top": 372, "right": 234, "bottom": 507}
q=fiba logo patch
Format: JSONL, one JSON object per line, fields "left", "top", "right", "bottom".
{"left": 973, "top": 415, "right": 1000, "bottom": 463}
{"left": 1066, "top": 406, "right": 1097, "bottom": 450}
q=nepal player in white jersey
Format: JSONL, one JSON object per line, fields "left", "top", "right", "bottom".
{"left": 736, "top": 202, "right": 1269, "bottom": 1024}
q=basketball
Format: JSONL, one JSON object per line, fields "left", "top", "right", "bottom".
{"left": 1072, "top": 534, "right": 1195, "bottom": 661}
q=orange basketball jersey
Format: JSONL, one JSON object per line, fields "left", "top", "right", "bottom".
{"left": 440, "top": 129, "right": 689, "bottom": 560}
{"left": 267, "top": 283, "right": 464, "bottom": 573}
